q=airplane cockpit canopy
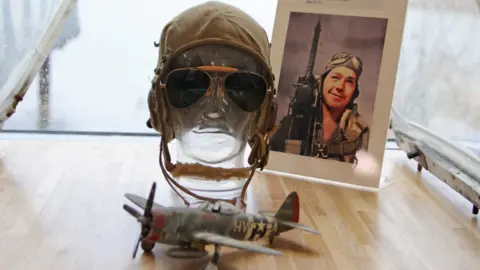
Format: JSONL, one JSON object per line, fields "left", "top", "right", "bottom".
{"left": 199, "top": 201, "right": 242, "bottom": 215}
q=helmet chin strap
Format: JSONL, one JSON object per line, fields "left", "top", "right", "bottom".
{"left": 157, "top": 132, "right": 268, "bottom": 208}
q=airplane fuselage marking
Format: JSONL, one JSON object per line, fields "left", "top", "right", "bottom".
{"left": 231, "top": 215, "right": 279, "bottom": 241}
{"left": 233, "top": 219, "right": 252, "bottom": 233}
{"left": 247, "top": 217, "right": 278, "bottom": 241}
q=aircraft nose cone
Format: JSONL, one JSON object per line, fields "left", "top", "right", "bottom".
{"left": 152, "top": 210, "right": 165, "bottom": 229}
{"left": 137, "top": 216, "right": 150, "bottom": 226}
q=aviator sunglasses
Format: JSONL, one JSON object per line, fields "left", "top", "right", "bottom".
{"left": 162, "top": 66, "right": 268, "bottom": 112}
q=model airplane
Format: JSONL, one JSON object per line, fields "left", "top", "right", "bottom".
{"left": 122, "top": 182, "right": 320, "bottom": 267}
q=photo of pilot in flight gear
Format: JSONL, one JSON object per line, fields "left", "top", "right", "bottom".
{"left": 270, "top": 11, "right": 388, "bottom": 164}
{"left": 311, "top": 52, "right": 369, "bottom": 163}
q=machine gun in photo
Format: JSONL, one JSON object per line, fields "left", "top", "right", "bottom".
{"left": 270, "top": 20, "right": 323, "bottom": 157}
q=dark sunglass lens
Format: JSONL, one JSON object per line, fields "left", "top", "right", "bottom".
{"left": 224, "top": 72, "right": 267, "bottom": 112}
{"left": 165, "top": 69, "right": 210, "bottom": 108}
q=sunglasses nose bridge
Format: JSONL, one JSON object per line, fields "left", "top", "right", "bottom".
{"left": 203, "top": 76, "right": 226, "bottom": 119}
{"left": 214, "top": 76, "right": 225, "bottom": 97}
{"left": 204, "top": 76, "right": 224, "bottom": 97}
{"left": 216, "top": 78, "right": 228, "bottom": 107}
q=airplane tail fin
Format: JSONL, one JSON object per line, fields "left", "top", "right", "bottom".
{"left": 274, "top": 191, "right": 300, "bottom": 233}
{"left": 275, "top": 191, "right": 300, "bottom": 223}
{"left": 272, "top": 191, "right": 321, "bottom": 235}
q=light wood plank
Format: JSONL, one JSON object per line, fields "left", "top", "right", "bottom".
{"left": 0, "top": 138, "right": 479, "bottom": 270}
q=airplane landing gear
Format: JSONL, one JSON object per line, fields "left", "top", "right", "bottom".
{"left": 212, "top": 244, "right": 221, "bottom": 264}
{"left": 268, "top": 232, "right": 278, "bottom": 246}
{"left": 268, "top": 234, "right": 275, "bottom": 245}
{"left": 141, "top": 241, "right": 155, "bottom": 253}
{"left": 417, "top": 164, "right": 422, "bottom": 172}
{"left": 205, "top": 244, "right": 221, "bottom": 270}
{"left": 205, "top": 262, "right": 218, "bottom": 270}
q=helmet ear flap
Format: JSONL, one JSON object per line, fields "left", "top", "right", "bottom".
{"left": 246, "top": 87, "right": 278, "bottom": 168}
{"left": 267, "top": 92, "right": 278, "bottom": 133}
{"left": 345, "top": 84, "right": 360, "bottom": 109}
{"left": 147, "top": 76, "right": 176, "bottom": 143}
{"left": 146, "top": 86, "right": 161, "bottom": 133}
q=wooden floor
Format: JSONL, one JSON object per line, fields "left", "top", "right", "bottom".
{"left": 0, "top": 137, "right": 479, "bottom": 270}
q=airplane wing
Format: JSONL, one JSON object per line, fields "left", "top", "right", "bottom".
{"left": 276, "top": 220, "right": 321, "bottom": 235}
{"left": 124, "top": 193, "right": 164, "bottom": 210}
{"left": 190, "top": 232, "right": 282, "bottom": 256}
{"left": 259, "top": 211, "right": 275, "bottom": 217}
{"left": 259, "top": 212, "right": 321, "bottom": 235}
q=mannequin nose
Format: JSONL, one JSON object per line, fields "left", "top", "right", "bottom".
{"left": 203, "top": 83, "right": 224, "bottom": 119}
{"left": 204, "top": 110, "right": 221, "bottom": 119}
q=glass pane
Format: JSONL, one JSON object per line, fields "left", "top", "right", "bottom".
{"left": 391, "top": 0, "right": 480, "bottom": 178}
{"left": 2, "top": 0, "right": 478, "bottom": 178}
{"left": 0, "top": 0, "right": 73, "bottom": 129}
{"left": 0, "top": 0, "right": 278, "bottom": 134}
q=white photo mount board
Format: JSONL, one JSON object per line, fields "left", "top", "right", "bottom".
{"left": 264, "top": 0, "right": 408, "bottom": 189}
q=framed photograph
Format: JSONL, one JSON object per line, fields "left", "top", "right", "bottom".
{"left": 265, "top": 0, "right": 408, "bottom": 188}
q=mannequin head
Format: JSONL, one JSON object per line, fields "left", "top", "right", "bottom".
{"left": 146, "top": 1, "right": 278, "bottom": 207}
{"left": 166, "top": 44, "right": 268, "bottom": 164}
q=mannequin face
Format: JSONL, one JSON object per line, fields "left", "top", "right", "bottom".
{"left": 322, "top": 67, "right": 357, "bottom": 110}
{"left": 164, "top": 45, "right": 267, "bottom": 164}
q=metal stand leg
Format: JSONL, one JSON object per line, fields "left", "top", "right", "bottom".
{"left": 38, "top": 56, "right": 50, "bottom": 130}
{"left": 417, "top": 164, "right": 423, "bottom": 172}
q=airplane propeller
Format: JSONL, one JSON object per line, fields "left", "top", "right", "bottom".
{"left": 123, "top": 182, "right": 157, "bottom": 258}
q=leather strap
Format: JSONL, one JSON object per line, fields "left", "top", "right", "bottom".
{"left": 158, "top": 137, "right": 261, "bottom": 208}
